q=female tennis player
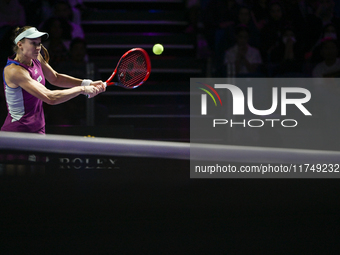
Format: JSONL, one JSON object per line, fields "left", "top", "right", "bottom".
{"left": 1, "top": 26, "right": 106, "bottom": 134}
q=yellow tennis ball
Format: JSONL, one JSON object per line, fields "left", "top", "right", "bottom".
{"left": 153, "top": 44, "right": 164, "bottom": 55}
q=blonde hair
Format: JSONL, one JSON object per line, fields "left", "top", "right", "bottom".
{"left": 13, "top": 26, "right": 50, "bottom": 63}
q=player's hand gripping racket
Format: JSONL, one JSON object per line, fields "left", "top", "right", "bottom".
{"left": 104, "top": 48, "right": 151, "bottom": 89}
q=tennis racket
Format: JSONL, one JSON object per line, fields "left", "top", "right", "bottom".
{"left": 104, "top": 48, "right": 151, "bottom": 89}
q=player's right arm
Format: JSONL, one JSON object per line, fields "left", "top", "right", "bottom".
{"left": 39, "top": 54, "right": 105, "bottom": 92}
{"left": 4, "top": 64, "right": 99, "bottom": 105}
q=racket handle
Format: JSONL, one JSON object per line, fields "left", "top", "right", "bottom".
{"left": 86, "top": 82, "right": 107, "bottom": 98}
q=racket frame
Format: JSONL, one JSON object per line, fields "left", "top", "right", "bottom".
{"left": 105, "top": 48, "right": 151, "bottom": 89}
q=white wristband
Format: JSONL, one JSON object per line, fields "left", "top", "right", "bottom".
{"left": 81, "top": 79, "right": 92, "bottom": 86}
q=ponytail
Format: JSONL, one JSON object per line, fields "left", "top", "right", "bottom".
{"left": 41, "top": 44, "right": 50, "bottom": 63}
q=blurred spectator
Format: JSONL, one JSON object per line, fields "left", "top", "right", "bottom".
{"left": 202, "top": 0, "right": 240, "bottom": 75}
{"left": 307, "top": 22, "right": 338, "bottom": 63}
{"left": 260, "top": 1, "right": 288, "bottom": 63}
{"left": 314, "top": 0, "right": 339, "bottom": 26}
{"left": 252, "top": 0, "right": 269, "bottom": 30}
{"left": 68, "top": 0, "right": 85, "bottom": 25}
{"left": 305, "top": 0, "right": 340, "bottom": 52}
{"left": 225, "top": 25, "right": 262, "bottom": 75}
{"left": 55, "top": 38, "right": 99, "bottom": 79}
{"left": 202, "top": 0, "right": 340, "bottom": 77}
{"left": 185, "top": 0, "right": 200, "bottom": 33}
{"left": 42, "top": 17, "right": 72, "bottom": 67}
{"left": 235, "top": 5, "right": 261, "bottom": 47}
{"left": 284, "top": 0, "right": 311, "bottom": 21}
{"left": 269, "top": 26, "right": 305, "bottom": 76}
{"left": 18, "top": 0, "right": 44, "bottom": 27}
{"left": 52, "top": 0, "right": 84, "bottom": 39}
{"left": 215, "top": 5, "right": 261, "bottom": 75}
{"left": 0, "top": 0, "right": 26, "bottom": 28}
{"left": 323, "top": 22, "right": 338, "bottom": 39}
{"left": 312, "top": 39, "right": 340, "bottom": 77}
{"left": 0, "top": 0, "right": 26, "bottom": 41}
{"left": 202, "top": 0, "right": 239, "bottom": 51}
{"left": 40, "top": 0, "right": 55, "bottom": 22}
{"left": 285, "top": 0, "right": 314, "bottom": 54}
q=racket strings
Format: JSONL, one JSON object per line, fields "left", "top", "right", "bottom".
{"left": 118, "top": 52, "right": 148, "bottom": 87}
